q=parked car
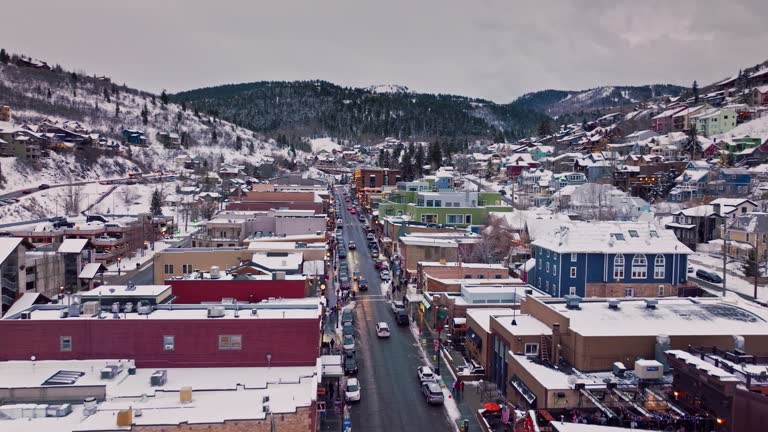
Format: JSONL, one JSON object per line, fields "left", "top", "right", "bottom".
{"left": 366, "top": 233, "right": 375, "bottom": 241}
{"left": 338, "top": 249, "right": 347, "bottom": 259}
{"left": 380, "top": 270, "right": 391, "bottom": 281}
{"left": 342, "top": 335, "right": 355, "bottom": 351}
{"left": 350, "top": 208, "right": 357, "bottom": 215}
{"left": 342, "top": 323, "right": 354, "bottom": 337}
{"left": 344, "top": 352, "right": 358, "bottom": 375}
{"left": 21, "top": 189, "right": 31, "bottom": 194}
{"left": 395, "top": 310, "right": 409, "bottom": 325}
{"left": 391, "top": 301, "right": 405, "bottom": 314}
{"left": 345, "top": 378, "right": 361, "bottom": 402}
{"left": 421, "top": 382, "right": 444, "bottom": 405}
{"left": 341, "top": 309, "right": 354, "bottom": 324}
{"left": 374, "top": 259, "right": 384, "bottom": 270}
{"left": 348, "top": 241, "right": 357, "bottom": 250}
{"left": 358, "top": 278, "right": 368, "bottom": 291}
{"left": 359, "top": 215, "right": 366, "bottom": 222}
{"left": 353, "top": 271, "right": 361, "bottom": 281}
{"left": 345, "top": 197, "right": 350, "bottom": 202}
{"left": 696, "top": 269, "right": 723, "bottom": 283}
{"left": 38, "top": 183, "right": 50, "bottom": 190}
{"left": 417, "top": 366, "right": 436, "bottom": 383}
{"left": 370, "top": 249, "right": 379, "bottom": 258}
{"left": 376, "top": 322, "right": 390, "bottom": 338}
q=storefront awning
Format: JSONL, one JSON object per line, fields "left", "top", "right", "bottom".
{"left": 466, "top": 327, "right": 482, "bottom": 349}
{"left": 421, "top": 297, "right": 432, "bottom": 310}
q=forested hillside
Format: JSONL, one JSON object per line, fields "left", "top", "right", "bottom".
{"left": 172, "top": 81, "right": 550, "bottom": 142}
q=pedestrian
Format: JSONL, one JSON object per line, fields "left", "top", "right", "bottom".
{"left": 328, "top": 384, "right": 334, "bottom": 402}
{"left": 459, "top": 380, "right": 465, "bottom": 394}
{"left": 452, "top": 380, "right": 459, "bottom": 394}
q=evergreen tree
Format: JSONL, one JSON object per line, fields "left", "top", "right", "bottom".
{"left": 160, "top": 90, "right": 169, "bottom": 105}
{"left": 103, "top": 87, "right": 111, "bottom": 102}
{"left": 211, "top": 127, "right": 218, "bottom": 142}
{"left": 235, "top": 135, "right": 243, "bottom": 151}
{"left": 692, "top": 80, "right": 699, "bottom": 104}
{"left": 428, "top": 141, "right": 443, "bottom": 170}
{"left": 485, "top": 158, "right": 497, "bottom": 179}
{"left": 46, "top": 88, "right": 52, "bottom": 99}
{"left": 141, "top": 103, "right": 149, "bottom": 125}
{"left": 743, "top": 248, "right": 760, "bottom": 279}
{"left": 0, "top": 48, "right": 9, "bottom": 64}
{"left": 115, "top": 102, "right": 120, "bottom": 118}
{"left": 414, "top": 144, "right": 425, "bottom": 177}
{"left": 150, "top": 189, "right": 163, "bottom": 216}
{"left": 377, "top": 148, "right": 386, "bottom": 167}
{"left": 537, "top": 119, "right": 553, "bottom": 137}
{"left": 684, "top": 123, "right": 700, "bottom": 160}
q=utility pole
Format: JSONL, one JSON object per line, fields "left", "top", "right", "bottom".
{"left": 722, "top": 230, "right": 728, "bottom": 297}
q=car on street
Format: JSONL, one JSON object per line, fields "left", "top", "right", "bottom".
{"left": 348, "top": 241, "right": 356, "bottom": 250}
{"left": 421, "top": 382, "right": 444, "bottom": 405}
{"left": 380, "top": 270, "right": 391, "bottom": 281}
{"left": 38, "top": 183, "right": 50, "bottom": 190}
{"left": 345, "top": 378, "right": 361, "bottom": 402}
{"left": 696, "top": 269, "right": 723, "bottom": 283}
{"left": 342, "top": 335, "right": 355, "bottom": 351}
{"left": 417, "top": 366, "right": 436, "bottom": 383}
{"left": 335, "top": 228, "right": 342, "bottom": 236}
{"left": 370, "top": 248, "right": 379, "bottom": 258}
{"left": 350, "top": 208, "right": 356, "bottom": 214}
{"left": 344, "top": 352, "right": 358, "bottom": 375}
{"left": 376, "top": 322, "right": 390, "bottom": 338}
{"left": 338, "top": 249, "right": 347, "bottom": 259}
{"left": 374, "top": 259, "right": 384, "bottom": 270}
{"left": 358, "top": 278, "right": 368, "bottom": 291}
{"left": 395, "top": 309, "right": 409, "bottom": 325}
{"left": 353, "top": 271, "right": 361, "bottom": 281}
{"left": 342, "top": 324, "right": 354, "bottom": 337}
{"left": 345, "top": 197, "right": 350, "bottom": 202}
{"left": 366, "top": 233, "right": 375, "bottom": 241}
{"left": 21, "top": 189, "right": 31, "bottom": 194}
{"left": 359, "top": 215, "right": 366, "bottom": 222}
{"left": 391, "top": 301, "right": 405, "bottom": 314}
{"left": 342, "top": 309, "right": 354, "bottom": 324}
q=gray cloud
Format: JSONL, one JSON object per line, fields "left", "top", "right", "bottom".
{"left": 1, "top": 0, "right": 766, "bottom": 102}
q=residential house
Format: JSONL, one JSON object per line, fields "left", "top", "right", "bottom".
{"left": 692, "top": 107, "right": 738, "bottom": 137}
{"left": 709, "top": 168, "right": 752, "bottom": 197}
{"left": 672, "top": 104, "right": 710, "bottom": 131}
{"left": 378, "top": 189, "right": 510, "bottom": 227}
{"left": 122, "top": 129, "right": 147, "bottom": 146}
{"left": 750, "top": 86, "right": 768, "bottom": 106}
{"left": 724, "top": 212, "right": 768, "bottom": 260}
{"left": 529, "top": 146, "right": 554, "bottom": 161}
{"left": 666, "top": 205, "right": 726, "bottom": 250}
{"left": 652, "top": 106, "right": 687, "bottom": 134}
{"left": 624, "top": 129, "right": 658, "bottom": 142}
{"left": 156, "top": 131, "right": 181, "bottom": 148}
{"left": 550, "top": 172, "right": 587, "bottom": 191}
{"left": 530, "top": 222, "right": 692, "bottom": 298}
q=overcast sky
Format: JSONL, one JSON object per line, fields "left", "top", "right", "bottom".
{"left": 2, "top": 0, "right": 766, "bottom": 102}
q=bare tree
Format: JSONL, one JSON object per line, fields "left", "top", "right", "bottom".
{"left": 120, "top": 186, "right": 139, "bottom": 207}
{"left": 56, "top": 183, "right": 83, "bottom": 216}
{"left": 465, "top": 215, "right": 515, "bottom": 264}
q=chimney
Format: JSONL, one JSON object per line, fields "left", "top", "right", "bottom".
{"left": 712, "top": 203, "right": 721, "bottom": 216}
{"left": 551, "top": 323, "right": 561, "bottom": 366}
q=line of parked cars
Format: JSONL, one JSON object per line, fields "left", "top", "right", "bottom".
{"left": 417, "top": 366, "right": 444, "bottom": 405}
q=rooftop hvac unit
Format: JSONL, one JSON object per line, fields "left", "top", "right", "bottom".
{"left": 634, "top": 359, "right": 664, "bottom": 380}
{"left": 612, "top": 362, "right": 627, "bottom": 377}
{"left": 150, "top": 370, "right": 168, "bottom": 386}
{"left": 111, "top": 302, "right": 120, "bottom": 313}
{"left": 46, "top": 404, "right": 73, "bottom": 418}
{"left": 564, "top": 295, "right": 581, "bottom": 310}
{"left": 608, "top": 299, "right": 621, "bottom": 310}
{"left": 644, "top": 299, "right": 658, "bottom": 309}
{"left": 83, "top": 397, "right": 98, "bottom": 416}
{"left": 82, "top": 301, "right": 100, "bottom": 316}
{"left": 207, "top": 306, "right": 226, "bottom": 318}
{"left": 137, "top": 302, "right": 153, "bottom": 315}
{"left": 124, "top": 302, "right": 134, "bottom": 313}
{"left": 100, "top": 365, "right": 119, "bottom": 380}
{"left": 68, "top": 304, "right": 81, "bottom": 317}
{"left": 20, "top": 311, "right": 31, "bottom": 320}
{"left": 210, "top": 266, "right": 221, "bottom": 279}
{"left": 59, "top": 309, "right": 69, "bottom": 318}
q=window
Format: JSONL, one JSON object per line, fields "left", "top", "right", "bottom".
{"left": 571, "top": 253, "right": 577, "bottom": 262}
{"left": 464, "top": 274, "right": 472, "bottom": 279}
{"left": 631, "top": 254, "right": 647, "bottom": 279}
{"left": 495, "top": 274, "right": 502, "bottom": 279}
{"left": 624, "top": 287, "right": 634, "bottom": 297}
{"left": 545, "top": 281, "right": 549, "bottom": 290}
{"left": 477, "top": 274, "right": 485, "bottom": 279}
{"left": 628, "top": 230, "right": 639, "bottom": 238}
{"left": 538, "top": 277, "right": 541, "bottom": 287}
{"left": 182, "top": 264, "right": 193, "bottom": 274}
{"left": 570, "top": 267, "right": 577, "bottom": 278}
{"left": 569, "top": 286, "right": 576, "bottom": 295}
{"left": 163, "top": 264, "right": 174, "bottom": 274}
{"left": 650, "top": 230, "right": 659, "bottom": 238}
{"left": 546, "top": 262, "right": 550, "bottom": 273}
{"left": 446, "top": 214, "right": 463, "bottom": 224}
{"left": 163, "top": 335, "right": 175, "bottom": 351}
{"left": 60, "top": 336, "right": 72, "bottom": 352}
{"left": 613, "top": 254, "right": 625, "bottom": 280}
{"left": 434, "top": 200, "right": 441, "bottom": 207}
{"left": 553, "top": 266, "right": 557, "bottom": 276}
{"left": 218, "top": 335, "right": 242, "bottom": 350}
{"left": 524, "top": 343, "right": 539, "bottom": 356}
{"left": 654, "top": 255, "right": 665, "bottom": 279}
{"left": 426, "top": 200, "right": 434, "bottom": 207}
{"left": 658, "top": 285, "right": 665, "bottom": 296}
{"left": 465, "top": 215, "right": 472, "bottom": 225}
{"left": 613, "top": 233, "right": 625, "bottom": 241}
{"left": 420, "top": 214, "right": 437, "bottom": 223}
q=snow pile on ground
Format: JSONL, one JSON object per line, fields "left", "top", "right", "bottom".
{"left": 714, "top": 115, "right": 768, "bottom": 140}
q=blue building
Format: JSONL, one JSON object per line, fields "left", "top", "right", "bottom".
{"left": 530, "top": 222, "right": 692, "bottom": 298}
{"left": 709, "top": 168, "right": 751, "bottom": 197}
{"left": 122, "top": 129, "right": 147, "bottom": 145}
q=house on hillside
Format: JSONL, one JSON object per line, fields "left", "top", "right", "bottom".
{"left": 652, "top": 107, "right": 687, "bottom": 134}
{"left": 672, "top": 105, "right": 710, "bottom": 132}
{"left": 122, "top": 129, "right": 147, "bottom": 146}
{"left": 624, "top": 129, "right": 658, "bottom": 142}
{"left": 531, "top": 222, "right": 692, "bottom": 298}
{"left": 156, "top": 131, "right": 181, "bottom": 148}
{"left": 692, "top": 107, "right": 737, "bottom": 137}
{"left": 723, "top": 212, "right": 768, "bottom": 259}
{"left": 750, "top": 86, "right": 768, "bottom": 106}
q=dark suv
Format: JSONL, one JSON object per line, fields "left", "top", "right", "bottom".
{"left": 696, "top": 269, "right": 723, "bottom": 283}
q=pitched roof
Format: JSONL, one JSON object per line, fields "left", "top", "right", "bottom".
{"left": 531, "top": 221, "right": 691, "bottom": 254}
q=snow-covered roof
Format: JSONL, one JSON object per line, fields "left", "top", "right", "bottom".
{"left": 494, "top": 313, "right": 552, "bottom": 337}
{"left": 546, "top": 297, "right": 768, "bottom": 337}
{"left": 531, "top": 221, "right": 691, "bottom": 254}
{"left": 466, "top": 308, "right": 517, "bottom": 333}
{"left": 78, "top": 263, "right": 106, "bottom": 279}
{"left": 57, "top": 238, "right": 89, "bottom": 254}
{"left": 665, "top": 350, "right": 739, "bottom": 381}
{"left": 0, "top": 237, "right": 24, "bottom": 265}
{"left": 251, "top": 252, "right": 303, "bottom": 271}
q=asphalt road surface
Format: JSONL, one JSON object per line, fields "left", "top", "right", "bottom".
{"left": 334, "top": 189, "right": 454, "bottom": 432}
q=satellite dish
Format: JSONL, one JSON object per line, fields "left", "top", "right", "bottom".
{"left": 567, "top": 376, "right": 577, "bottom": 386}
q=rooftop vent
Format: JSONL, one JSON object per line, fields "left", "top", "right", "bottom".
{"left": 210, "top": 266, "right": 221, "bottom": 279}
{"left": 608, "top": 299, "right": 621, "bottom": 310}
{"left": 645, "top": 299, "right": 658, "bottom": 309}
{"left": 207, "top": 306, "right": 226, "bottom": 318}
{"left": 150, "top": 370, "right": 168, "bottom": 386}
{"left": 564, "top": 295, "right": 581, "bottom": 310}
{"left": 137, "top": 302, "right": 153, "bottom": 315}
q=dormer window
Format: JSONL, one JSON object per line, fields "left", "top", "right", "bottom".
{"left": 628, "top": 230, "right": 639, "bottom": 238}
{"left": 613, "top": 233, "right": 625, "bottom": 241}
{"left": 650, "top": 230, "right": 659, "bottom": 238}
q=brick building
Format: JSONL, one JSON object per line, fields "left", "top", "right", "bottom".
{"left": 416, "top": 261, "right": 510, "bottom": 291}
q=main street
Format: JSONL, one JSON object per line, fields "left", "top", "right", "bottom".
{"left": 334, "top": 188, "right": 454, "bottom": 432}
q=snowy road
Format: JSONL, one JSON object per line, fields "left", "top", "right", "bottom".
{"left": 334, "top": 189, "right": 454, "bottom": 432}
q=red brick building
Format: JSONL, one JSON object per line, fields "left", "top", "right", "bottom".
{"left": 166, "top": 275, "right": 309, "bottom": 304}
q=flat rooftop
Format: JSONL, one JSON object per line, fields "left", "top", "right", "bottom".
{"left": 419, "top": 261, "right": 508, "bottom": 269}
{"left": 82, "top": 284, "right": 171, "bottom": 298}
{"left": 542, "top": 297, "right": 768, "bottom": 337}
{"left": 494, "top": 314, "right": 552, "bottom": 336}
{"left": 5, "top": 298, "right": 323, "bottom": 321}
{"left": 466, "top": 308, "right": 519, "bottom": 333}
{"left": 0, "top": 359, "right": 319, "bottom": 432}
